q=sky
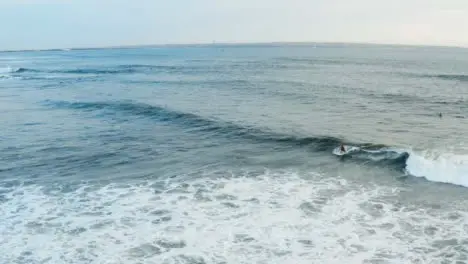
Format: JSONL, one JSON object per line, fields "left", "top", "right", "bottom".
{"left": 1, "top": 0, "right": 468, "bottom": 50}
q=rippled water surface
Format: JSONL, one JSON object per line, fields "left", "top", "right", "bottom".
{"left": 2, "top": 44, "right": 468, "bottom": 264}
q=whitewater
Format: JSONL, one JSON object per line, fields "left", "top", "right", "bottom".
{"left": 1, "top": 43, "right": 468, "bottom": 263}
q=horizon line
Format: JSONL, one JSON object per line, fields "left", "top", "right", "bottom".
{"left": 1, "top": 40, "right": 467, "bottom": 53}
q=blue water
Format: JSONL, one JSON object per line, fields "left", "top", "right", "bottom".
{"left": 2, "top": 43, "right": 468, "bottom": 263}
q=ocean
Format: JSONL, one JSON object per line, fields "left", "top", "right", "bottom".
{"left": 1, "top": 43, "right": 468, "bottom": 263}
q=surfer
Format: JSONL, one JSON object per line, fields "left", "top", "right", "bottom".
{"left": 340, "top": 144, "right": 345, "bottom": 153}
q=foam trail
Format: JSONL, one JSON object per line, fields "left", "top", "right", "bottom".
{"left": 406, "top": 150, "right": 468, "bottom": 187}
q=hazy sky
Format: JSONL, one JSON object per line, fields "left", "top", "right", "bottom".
{"left": 1, "top": 0, "right": 468, "bottom": 50}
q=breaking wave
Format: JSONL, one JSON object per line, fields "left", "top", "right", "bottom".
{"left": 405, "top": 150, "right": 468, "bottom": 188}
{"left": 42, "top": 99, "right": 468, "bottom": 188}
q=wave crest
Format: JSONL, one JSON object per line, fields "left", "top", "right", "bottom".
{"left": 406, "top": 150, "right": 468, "bottom": 187}
{"left": 44, "top": 100, "right": 409, "bottom": 167}
{"left": 428, "top": 74, "right": 468, "bottom": 82}
{"left": 9, "top": 64, "right": 205, "bottom": 75}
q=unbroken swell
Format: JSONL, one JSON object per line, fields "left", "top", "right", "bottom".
{"left": 44, "top": 100, "right": 411, "bottom": 171}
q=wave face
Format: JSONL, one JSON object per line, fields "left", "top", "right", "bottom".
{"left": 47, "top": 99, "right": 468, "bottom": 187}
{"left": 45, "top": 100, "right": 412, "bottom": 171}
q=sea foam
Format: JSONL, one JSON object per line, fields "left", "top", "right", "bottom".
{"left": 1, "top": 170, "right": 467, "bottom": 264}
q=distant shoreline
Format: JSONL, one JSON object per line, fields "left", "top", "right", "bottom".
{"left": 1, "top": 41, "right": 466, "bottom": 53}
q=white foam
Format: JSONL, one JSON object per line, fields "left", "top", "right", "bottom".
{"left": 0, "top": 66, "right": 21, "bottom": 80}
{"left": 406, "top": 150, "right": 468, "bottom": 187}
{"left": 1, "top": 170, "right": 467, "bottom": 264}
{"left": 0, "top": 66, "right": 17, "bottom": 74}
